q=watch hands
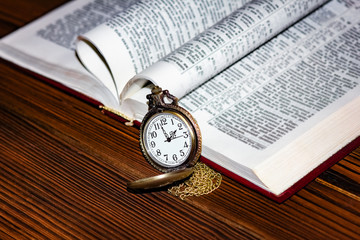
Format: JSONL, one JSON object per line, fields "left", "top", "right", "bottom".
{"left": 170, "top": 130, "right": 177, "bottom": 139}
{"left": 161, "top": 126, "right": 171, "bottom": 142}
{"left": 169, "top": 135, "right": 184, "bottom": 140}
{"left": 164, "top": 130, "right": 184, "bottom": 142}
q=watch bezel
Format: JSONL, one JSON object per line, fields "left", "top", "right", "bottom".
{"left": 140, "top": 105, "right": 202, "bottom": 173}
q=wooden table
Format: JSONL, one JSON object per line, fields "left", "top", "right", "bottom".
{"left": 1, "top": 0, "right": 359, "bottom": 239}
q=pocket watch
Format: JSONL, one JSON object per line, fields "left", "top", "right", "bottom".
{"left": 127, "top": 86, "right": 202, "bottom": 190}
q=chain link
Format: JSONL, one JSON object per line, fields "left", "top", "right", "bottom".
{"left": 168, "top": 162, "right": 222, "bottom": 200}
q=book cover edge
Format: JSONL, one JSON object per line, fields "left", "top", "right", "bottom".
{"left": 8, "top": 63, "right": 360, "bottom": 203}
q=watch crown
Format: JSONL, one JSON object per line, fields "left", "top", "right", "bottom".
{"left": 151, "top": 86, "right": 162, "bottom": 94}
{"left": 147, "top": 86, "right": 178, "bottom": 110}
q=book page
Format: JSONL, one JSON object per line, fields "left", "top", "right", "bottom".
{"left": 181, "top": 0, "right": 360, "bottom": 193}
{"left": 123, "top": 0, "right": 328, "bottom": 101}
{"left": 122, "top": 0, "right": 360, "bottom": 193}
{"left": 76, "top": 0, "right": 250, "bottom": 100}
{"left": 0, "top": 0, "right": 136, "bottom": 109}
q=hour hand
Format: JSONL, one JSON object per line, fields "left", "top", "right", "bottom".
{"left": 169, "top": 130, "right": 177, "bottom": 140}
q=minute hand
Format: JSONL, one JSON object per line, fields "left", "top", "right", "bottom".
{"left": 161, "top": 126, "right": 171, "bottom": 142}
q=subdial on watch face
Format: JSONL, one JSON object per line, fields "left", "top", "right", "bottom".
{"left": 144, "top": 112, "right": 193, "bottom": 167}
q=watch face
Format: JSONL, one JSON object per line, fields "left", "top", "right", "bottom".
{"left": 142, "top": 111, "right": 194, "bottom": 169}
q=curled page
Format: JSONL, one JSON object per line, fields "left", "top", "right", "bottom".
{"left": 123, "top": 0, "right": 328, "bottom": 101}
{"left": 0, "top": 0, "right": 136, "bottom": 109}
{"left": 76, "top": 0, "right": 250, "bottom": 101}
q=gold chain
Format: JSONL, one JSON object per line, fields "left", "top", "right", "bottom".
{"left": 168, "top": 162, "right": 222, "bottom": 200}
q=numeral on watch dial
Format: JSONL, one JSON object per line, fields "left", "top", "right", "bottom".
{"left": 144, "top": 112, "right": 192, "bottom": 167}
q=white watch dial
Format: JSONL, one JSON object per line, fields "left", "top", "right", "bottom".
{"left": 144, "top": 112, "right": 193, "bottom": 167}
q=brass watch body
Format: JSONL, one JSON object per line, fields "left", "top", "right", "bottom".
{"left": 139, "top": 86, "right": 202, "bottom": 173}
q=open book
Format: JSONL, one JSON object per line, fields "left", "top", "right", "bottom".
{"left": 1, "top": 0, "right": 359, "bottom": 202}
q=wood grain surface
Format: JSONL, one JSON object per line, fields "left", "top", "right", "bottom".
{"left": 1, "top": 0, "right": 359, "bottom": 239}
